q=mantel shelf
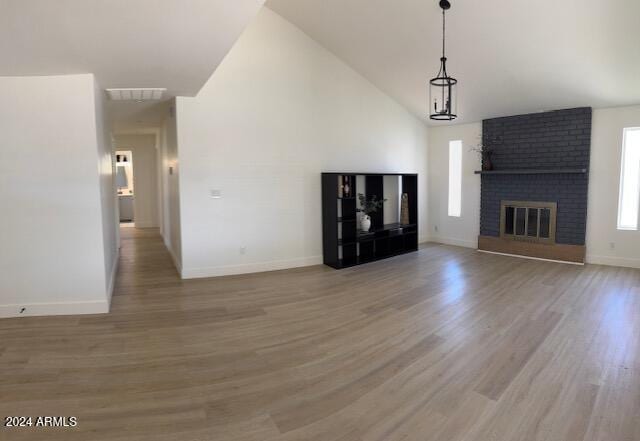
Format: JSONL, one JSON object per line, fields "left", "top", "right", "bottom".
{"left": 474, "top": 168, "right": 587, "bottom": 175}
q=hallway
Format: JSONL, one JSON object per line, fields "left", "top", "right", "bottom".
{"left": 111, "top": 227, "right": 181, "bottom": 314}
{"left": 1, "top": 228, "right": 639, "bottom": 441}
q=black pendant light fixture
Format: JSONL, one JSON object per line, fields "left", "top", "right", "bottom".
{"left": 429, "top": 0, "right": 457, "bottom": 121}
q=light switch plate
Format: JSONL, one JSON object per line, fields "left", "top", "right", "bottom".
{"left": 210, "top": 189, "right": 222, "bottom": 199}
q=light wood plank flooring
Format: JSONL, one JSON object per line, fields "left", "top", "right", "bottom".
{"left": 1, "top": 227, "right": 639, "bottom": 441}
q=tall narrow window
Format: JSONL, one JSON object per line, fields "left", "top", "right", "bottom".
{"left": 618, "top": 128, "right": 640, "bottom": 230}
{"left": 448, "top": 140, "right": 462, "bottom": 217}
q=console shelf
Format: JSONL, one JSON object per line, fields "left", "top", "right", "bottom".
{"left": 322, "top": 173, "right": 418, "bottom": 269}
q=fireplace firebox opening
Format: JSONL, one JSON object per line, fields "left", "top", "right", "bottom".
{"left": 500, "top": 201, "right": 557, "bottom": 244}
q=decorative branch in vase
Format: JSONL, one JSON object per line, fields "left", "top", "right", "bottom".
{"left": 357, "top": 193, "right": 387, "bottom": 233}
{"left": 470, "top": 133, "right": 502, "bottom": 171}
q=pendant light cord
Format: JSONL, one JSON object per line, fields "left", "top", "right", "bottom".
{"left": 442, "top": 8, "right": 446, "bottom": 59}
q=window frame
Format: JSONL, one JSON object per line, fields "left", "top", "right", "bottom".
{"left": 448, "top": 139, "right": 462, "bottom": 218}
{"left": 617, "top": 127, "right": 640, "bottom": 231}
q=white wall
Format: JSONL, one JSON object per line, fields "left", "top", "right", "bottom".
{"left": 175, "top": 8, "right": 429, "bottom": 278}
{"left": 586, "top": 105, "right": 640, "bottom": 268}
{"left": 427, "top": 123, "right": 482, "bottom": 248}
{"left": 0, "top": 74, "right": 114, "bottom": 317}
{"left": 114, "top": 134, "right": 159, "bottom": 228}
{"left": 383, "top": 175, "right": 401, "bottom": 224}
{"left": 160, "top": 102, "right": 182, "bottom": 272}
{"left": 93, "top": 78, "right": 119, "bottom": 303}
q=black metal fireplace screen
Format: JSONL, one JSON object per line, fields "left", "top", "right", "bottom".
{"left": 500, "top": 200, "right": 557, "bottom": 244}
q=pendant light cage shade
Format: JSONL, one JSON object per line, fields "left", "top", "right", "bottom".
{"left": 429, "top": 59, "right": 457, "bottom": 121}
{"left": 429, "top": 0, "right": 458, "bottom": 121}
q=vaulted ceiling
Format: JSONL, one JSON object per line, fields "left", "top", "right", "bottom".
{"left": 266, "top": 0, "right": 640, "bottom": 125}
{"left": 0, "top": 0, "right": 265, "bottom": 129}
{"left": 2, "top": 0, "right": 638, "bottom": 128}
{"left": 0, "top": 0, "right": 264, "bottom": 96}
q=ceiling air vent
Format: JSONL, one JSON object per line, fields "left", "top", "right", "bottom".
{"left": 106, "top": 88, "right": 166, "bottom": 101}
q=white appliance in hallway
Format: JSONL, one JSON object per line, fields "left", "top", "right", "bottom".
{"left": 118, "top": 195, "right": 134, "bottom": 222}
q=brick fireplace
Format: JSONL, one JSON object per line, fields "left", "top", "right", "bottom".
{"left": 477, "top": 107, "right": 592, "bottom": 263}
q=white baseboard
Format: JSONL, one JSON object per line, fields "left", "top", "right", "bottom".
{"left": 106, "top": 249, "right": 120, "bottom": 306}
{"left": 426, "top": 236, "right": 477, "bottom": 249}
{"left": 585, "top": 253, "right": 640, "bottom": 269}
{"left": 0, "top": 300, "right": 109, "bottom": 319}
{"left": 181, "top": 255, "right": 323, "bottom": 279}
{"left": 1, "top": 250, "right": 119, "bottom": 319}
{"left": 166, "top": 241, "right": 182, "bottom": 276}
{"left": 477, "top": 249, "right": 584, "bottom": 265}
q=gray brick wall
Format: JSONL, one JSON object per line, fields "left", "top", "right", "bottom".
{"left": 480, "top": 107, "right": 592, "bottom": 245}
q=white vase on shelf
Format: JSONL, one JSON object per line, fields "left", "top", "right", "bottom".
{"left": 360, "top": 214, "right": 371, "bottom": 232}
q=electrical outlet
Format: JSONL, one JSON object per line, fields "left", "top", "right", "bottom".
{"left": 609, "top": 242, "right": 615, "bottom": 250}
{"left": 210, "top": 189, "right": 222, "bottom": 199}
{"left": 434, "top": 225, "right": 439, "bottom": 232}
{"left": 240, "top": 246, "right": 246, "bottom": 255}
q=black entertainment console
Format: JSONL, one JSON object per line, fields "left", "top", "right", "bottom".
{"left": 321, "top": 172, "right": 418, "bottom": 269}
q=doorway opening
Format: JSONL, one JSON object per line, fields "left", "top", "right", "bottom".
{"left": 115, "top": 150, "right": 135, "bottom": 227}
{"left": 113, "top": 134, "right": 160, "bottom": 233}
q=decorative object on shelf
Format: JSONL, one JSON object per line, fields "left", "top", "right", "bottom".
{"left": 361, "top": 214, "right": 371, "bottom": 233}
{"left": 116, "top": 153, "right": 130, "bottom": 165}
{"left": 482, "top": 151, "right": 493, "bottom": 171}
{"left": 343, "top": 176, "right": 351, "bottom": 197}
{"left": 357, "top": 193, "right": 387, "bottom": 232}
{"left": 470, "top": 134, "right": 502, "bottom": 171}
{"left": 338, "top": 175, "right": 344, "bottom": 198}
{"left": 429, "top": 0, "right": 457, "bottom": 121}
{"left": 400, "top": 193, "right": 410, "bottom": 225}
